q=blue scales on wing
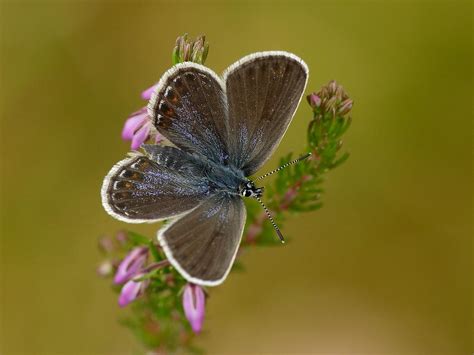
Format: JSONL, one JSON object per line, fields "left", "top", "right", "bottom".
{"left": 101, "top": 146, "right": 210, "bottom": 223}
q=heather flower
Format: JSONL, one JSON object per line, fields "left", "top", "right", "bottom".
{"left": 338, "top": 98, "right": 353, "bottom": 115}
{"left": 114, "top": 246, "right": 148, "bottom": 284}
{"left": 307, "top": 80, "right": 353, "bottom": 117}
{"left": 118, "top": 275, "right": 149, "bottom": 307}
{"left": 307, "top": 93, "right": 322, "bottom": 108}
{"left": 172, "top": 33, "right": 209, "bottom": 65}
{"left": 122, "top": 82, "right": 163, "bottom": 150}
{"left": 182, "top": 284, "right": 206, "bottom": 333}
{"left": 122, "top": 108, "right": 163, "bottom": 150}
{"left": 141, "top": 83, "right": 157, "bottom": 100}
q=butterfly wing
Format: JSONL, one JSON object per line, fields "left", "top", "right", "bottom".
{"left": 223, "top": 52, "right": 308, "bottom": 175}
{"left": 147, "top": 63, "right": 229, "bottom": 164}
{"left": 158, "top": 193, "right": 246, "bottom": 286}
{"left": 101, "top": 146, "right": 210, "bottom": 223}
{"left": 147, "top": 54, "right": 307, "bottom": 174}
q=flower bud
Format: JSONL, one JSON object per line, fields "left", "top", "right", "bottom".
{"left": 306, "top": 80, "right": 353, "bottom": 117}
{"left": 121, "top": 107, "right": 162, "bottom": 150}
{"left": 328, "top": 80, "right": 337, "bottom": 94}
{"left": 325, "top": 96, "right": 337, "bottom": 112}
{"left": 141, "top": 84, "right": 157, "bottom": 100}
{"left": 182, "top": 284, "right": 206, "bottom": 333}
{"left": 118, "top": 275, "right": 149, "bottom": 307}
{"left": 338, "top": 98, "right": 353, "bottom": 115}
{"left": 306, "top": 93, "right": 321, "bottom": 108}
{"left": 173, "top": 34, "right": 209, "bottom": 65}
{"left": 114, "top": 246, "right": 148, "bottom": 284}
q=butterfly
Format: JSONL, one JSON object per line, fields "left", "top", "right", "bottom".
{"left": 101, "top": 51, "right": 308, "bottom": 286}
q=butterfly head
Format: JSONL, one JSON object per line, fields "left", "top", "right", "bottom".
{"left": 239, "top": 180, "right": 264, "bottom": 198}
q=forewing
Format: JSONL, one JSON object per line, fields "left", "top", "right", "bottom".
{"left": 223, "top": 51, "right": 308, "bottom": 175}
{"left": 147, "top": 63, "right": 229, "bottom": 164}
{"left": 101, "top": 146, "right": 209, "bottom": 223}
{"left": 158, "top": 193, "right": 246, "bottom": 286}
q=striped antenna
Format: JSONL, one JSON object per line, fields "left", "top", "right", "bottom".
{"left": 255, "top": 195, "right": 285, "bottom": 243}
{"left": 254, "top": 152, "right": 312, "bottom": 182}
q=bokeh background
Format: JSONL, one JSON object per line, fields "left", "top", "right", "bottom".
{"left": 1, "top": 0, "right": 472, "bottom": 354}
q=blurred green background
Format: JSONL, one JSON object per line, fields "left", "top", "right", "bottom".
{"left": 1, "top": 0, "right": 472, "bottom": 354}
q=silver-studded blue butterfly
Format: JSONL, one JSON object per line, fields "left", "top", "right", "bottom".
{"left": 101, "top": 52, "right": 308, "bottom": 286}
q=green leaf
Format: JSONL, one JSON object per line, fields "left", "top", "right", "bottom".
{"left": 338, "top": 116, "right": 352, "bottom": 137}
{"left": 290, "top": 202, "right": 323, "bottom": 212}
{"left": 148, "top": 241, "right": 163, "bottom": 262}
{"left": 330, "top": 152, "right": 350, "bottom": 169}
{"left": 172, "top": 47, "right": 180, "bottom": 65}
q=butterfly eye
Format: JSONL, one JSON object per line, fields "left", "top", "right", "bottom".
{"left": 244, "top": 190, "right": 252, "bottom": 197}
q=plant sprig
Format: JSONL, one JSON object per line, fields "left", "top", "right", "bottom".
{"left": 243, "top": 80, "right": 353, "bottom": 246}
{"left": 97, "top": 33, "right": 353, "bottom": 354}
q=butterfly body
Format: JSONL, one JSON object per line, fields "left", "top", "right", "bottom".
{"left": 198, "top": 153, "right": 248, "bottom": 197}
{"left": 102, "top": 51, "right": 308, "bottom": 286}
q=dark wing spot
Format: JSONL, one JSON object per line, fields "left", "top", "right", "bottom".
{"left": 158, "top": 100, "right": 175, "bottom": 118}
{"left": 164, "top": 86, "right": 179, "bottom": 104}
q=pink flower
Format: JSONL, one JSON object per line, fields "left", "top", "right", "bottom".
{"left": 306, "top": 80, "right": 353, "bottom": 117}
{"left": 121, "top": 108, "right": 153, "bottom": 150}
{"left": 114, "top": 246, "right": 148, "bottom": 284}
{"left": 307, "top": 93, "right": 322, "bottom": 108}
{"left": 141, "top": 83, "right": 157, "bottom": 100}
{"left": 182, "top": 284, "right": 206, "bottom": 333}
{"left": 121, "top": 83, "right": 163, "bottom": 150}
{"left": 118, "top": 275, "right": 149, "bottom": 307}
